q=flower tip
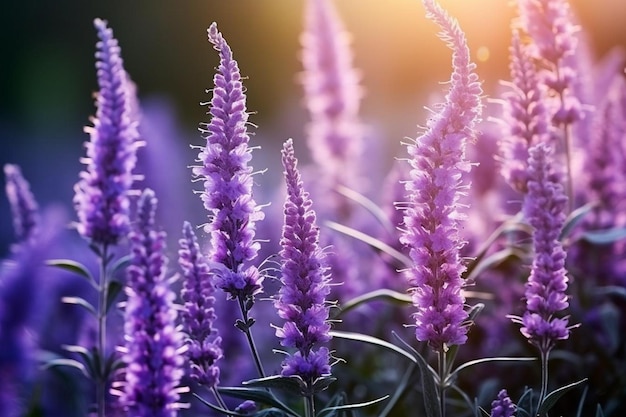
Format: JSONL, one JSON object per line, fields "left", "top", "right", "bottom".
{"left": 207, "top": 22, "right": 221, "bottom": 44}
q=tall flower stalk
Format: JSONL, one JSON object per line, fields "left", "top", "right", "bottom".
{"left": 3, "top": 164, "right": 39, "bottom": 247}
{"left": 72, "top": 18, "right": 141, "bottom": 417}
{"left": 121, "top": 189, "right": 186, "bottom": 417}
{"left": 276, "top": 139, "right": 332, "bottom": 417}
{"left": 509, "top": 143, "right": 574, "bottom": 407}
{"left": 192, "top": 22, "right": 265, "bottom": 378}
{"left": 400, "top": 0, "right": 482, "bottom": 414}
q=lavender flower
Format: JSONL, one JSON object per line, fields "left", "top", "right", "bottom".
{"left": 275, "top": 139, "right": 332, "bottom": 383}
{"left": 301, "top": 0, "right": 364, "bottom": 203}
{"left": 4, "top": 164, "right": 39, "bottom": 244}
{"left": 192, "top": 22, "right": 264, "bottom": 301}
{"left": 498, "top": 32, "right": 551, "bottom": 194}
{"left": 121, "top": 189, "right": 185, "bottom": 416}
{"left": 178, "top": 221, "right": 222, "bottom": 388}
{"left": 490, "top": 389, "right": 516, "bottom": 417}
{"left": 74, "top": 18, "right": 141, "bottom": 247}
{"left": 510, "top": 144, "right": 571, "bottom": 351}
{"left": 399, "top": 0, "right": 482, "bottom": 352}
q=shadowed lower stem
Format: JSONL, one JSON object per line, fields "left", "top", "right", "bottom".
{"left": 97, "top": 243, "right": 110, "bottom": 417}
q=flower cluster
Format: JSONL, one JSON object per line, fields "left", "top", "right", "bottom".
{"left": 3, "top": 164, "right": 39, "bottom": 245}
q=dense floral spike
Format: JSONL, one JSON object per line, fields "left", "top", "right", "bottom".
{"left": 490, "top": 389, "right": 516, "bottom": 417}
{"left": 399, "top": 0, "right": 482, "bottom": 352}
{"left": 122, "top": 189, "right": 185, "bottom": 417}
{"left": 498, "top": 32, "right": 551, "bottom": 194}
{"left": 178, "top": 221, "right": 223, "bottom": 387}
{"left": 4, "top": 164, "right": 39, "bottom": 244}
{"left": 276, "top": 139, "right": 332, "bottom": 382}
{"left": 510, "top": 144, "right": 571, "bottom": 351}
{"left": 301, "top": 0, "right": 364, "bottom": 200}
{"left": 192, "top": 22, "right": 264, "bottom": 300}
{"left": 74, "top": 18, "right": 141, "bottom": 246}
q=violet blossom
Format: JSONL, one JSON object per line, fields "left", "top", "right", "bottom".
{"left": 275, "top": 139, "right": 332, "bottom": 384}
{"left": 192, "top": 22, "right": 264, "bottom": 301}
{"left": 3, "top": 164, "right": 39, "bottom": 245}
{"left": 490, "top": 389, "right": 516, "bottom": 417}
{"left": 178, "top": 221, "right": 222, "bottom": 388}
{"left": 121, "top": 188, "right": 186, "bottom": 417}
{"left": 509, "top": 144, "right": 572, "bottom": 351}
{"left": 74, "top": 18, "right": 142, "bottom": 247}
{"left": 399, "top": 0, "right": 482, "bottom": 352}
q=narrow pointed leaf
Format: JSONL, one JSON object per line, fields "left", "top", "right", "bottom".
{"left": 105, "top": 280, "right": 124, "bottom": 313}
{"left": 560, "top": 201, "right": 597, "bottom": 241}
{"left": 193, "top": 393, "right": 248, "bottom": 416}
{"left": 537, "top": 378, "right": 587, "bottom": 416}
{"left": 217, "top": 386, "right": 299, "bottom": 417}
{"left": 335, "top": 289, "right": 411, "bottom": 318}
{"left": 581, "top": 227, "right": 626, "bottom": 245}
{"left": 334, "top": 184, "right": 395, "bottom": 233}
{"left": 42, "top": 358, "right": 89, "bottom": 378}
{"left": 329, "top": 330, "right": 416, "bottom": 363}
{"left": 46, "top": 259, "right": 97, "bottom": 289}
{"left": 448, "top": 356, "right": 536, "bottom": 383}
{"left": 317, "top": 395, "right": 389, "bottom": 417}
{"left": 242, "top": 374, "right": 304, "bottom": 396}
{"left": 61, "top": 296, "right": 97, "bottom": 316}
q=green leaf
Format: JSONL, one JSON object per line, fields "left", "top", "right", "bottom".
{"left": 447, "top": 356, "right": 536, "bottom": 384}
{"left": 329, "top": 330, "right": 416, "bottom": 363}
{"left": 537, "top": 378, "right": 587, "bottom": 416}
{"left": 334, "top": 289, "right": 411, "bottom": 318}
{"left": 477, "top": 406, "right": 490, "bottom": 417}
{"left": 217, "top": 386, "right": 299, "bottom": 417}
{"left": 109, "top": 255, "right": 131, "bottom": 277}
{"left": 575, "top": 386, "right": 589, "bottom": 417}
{"left": 465, "top": 247, "right": 524, "bottom": 284}
{"left": 312, "top": 376, "right": 336, "bottom": 394}
{"left": 334, "top": 184, "right": 395, "bottom": 234}
{"left": 391, "top": 332, "right": 440, "bottom": 417}
{"left": 61, "top": 296, "right": 97, "bottom": 317}
{"left": 62, "top": 344, "right": 97, "bottom": 379}
{"left": 105, "top": 280, "right": 124, "bottom": 313}
{"left": 317, "top": 395, "right": 389, "bottom": 417}
{"left": 560, "top": 201, "right": 597, "bottom": 241}
{"left": 595, "top": 404, "right": 605, "bottom": 417}
{"left": 516, "top": 387, "right": 534, "bottom": 417}
{"left": 193, "top": 393, "right": 248, "bottom": 416}
{"left": 324, "top": 221, "right": 412, "bottom": 268}
{"left": 41, "top": 358, "right": 89, "bottom": 378}
{"left": 581, "top": 227, "right": 626, "bottom": 245}
{"left": 378, "top": 363, "right": 416, "bottom": 417}
{"left": 46, "top": 259, "right": 97, "bottom": 289}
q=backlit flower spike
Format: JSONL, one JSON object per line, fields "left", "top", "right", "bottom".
{"left": 192, "top": 22, "right": 264, "bottom": 300}
{"left": 490, "top": 389, "right": 516, "bottom": 417}
{"left": 74, "top": 18, "right": 142, "bottom": 247}
{"left": 498, "top": 31, "right": 551, "bottom": 194}
{"left": 122, "top": 189, "right": 186, "bottom": 417}
{"left": 510, "top": 143, "right": 572, "bottom": 351}
{"left": 301, "top": 0, "right": 365, "bottom": 213}
{"left": 276, "top": 139, "right": 332, "bottom": 383}
{"left": 400, "top": 0, "right": 482, "bottom": 352}
{"left": 4, "top": 164, "right": 39, "bottom": 245}
{"left": 178, "top": 221, "right": 223, "bottom": 388}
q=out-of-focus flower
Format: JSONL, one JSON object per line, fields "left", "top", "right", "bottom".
{"left": 399, "top": 0, "right": 482, "bottom": 352}
{"left": 178, "top": 221, "right": 222, "bottom": 388}
{"left": 275, "top": 139, "right": 332, "bottom": 383}
{"left": 3, "top": 164, "right": 39, "bottom": 245}
{"left": 121, "top": 189, "right": 186, "bottom": 417}
{"left": 490, "top": 389, "right": 516, "bottom": 417}
{"left": 509, "top": 144, "right": 571, "bottom": 351}
{"left": 74, "top": 18, "right": 142, "bottom": 247}
{"left": 192, "top": 22, "right": 264, "bottom": 301}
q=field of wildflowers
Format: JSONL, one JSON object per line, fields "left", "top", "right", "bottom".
{"left": 2, "top": 0, "right": 626, "bottom": 416}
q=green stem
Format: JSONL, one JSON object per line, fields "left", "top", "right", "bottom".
{"left": 538, "top": 347, "right": 550, "bottom": 411}
{"left": 305, "top": 395, "right": 315, "bottom": 417}
{"left": 97, "top": 244, "right": 110, "bottom": 417}
{"left": 237, "top": 295, "right": 266, "bottom": 378}
{"left": 211, "top": 386, "right": 232, "bottom": 417}
{"left": 438, "top": 349, "right": 447, "bottom": 417}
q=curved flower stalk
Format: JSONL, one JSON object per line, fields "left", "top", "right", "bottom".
{"left": 498, "top": 32, "right": 551, "bottom": 194}
{"left": 178, "top": 221, "right": 223, "bottom": 390}
{"left": 276, "top": 139, "right": 332, "bottom": 395}
{"left": 74, "top": 18, "right": 142, "bottom": 248}
{"left": 121, "top": 189, "right": 186, "bottom": 417}
{"left": 192, "top": 22, "right": 265, "bottom": 377}
{"left": 4, "top": 164, "right": 39, "bottom": 246}
{"left": 400, "top": 0, "right": 482, "bottom": 353}
{"left": 301, "top": 0, "right": 364, "bottom": 209}
{"left": 490, "top": 389, "right": 516, "bottom": 417}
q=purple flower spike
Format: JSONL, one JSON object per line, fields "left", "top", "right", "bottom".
{"left": 399, "top": 0, "right": 482, "bottom": 352}
{"left": 498, "top": 32, "right": 551, "bottom": 194}
{"left": 510, "top": 144, "right": 572, "bottom": 351}
{"left": 4, "top": 164, "right": 39, "bottom": 244}
{"left": 122, "top": 189, "right": 186, "bottom": 417}
{"left": 490, "top": 389, "right": 516, "bottom": 417}
{"left": 192, "top": 22, "right": 264, "bottom": 301}
{"left": 301, "top": 0, "right": 364, "bottom": 199}
{"left": 74, "top": 18, "right": 142, "bottom": 247}
{"left": 276, "top": 139, "right": 332, "bottom": 383}
{"left": 178, "top": 221, "right": 223, "bottom": 388}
